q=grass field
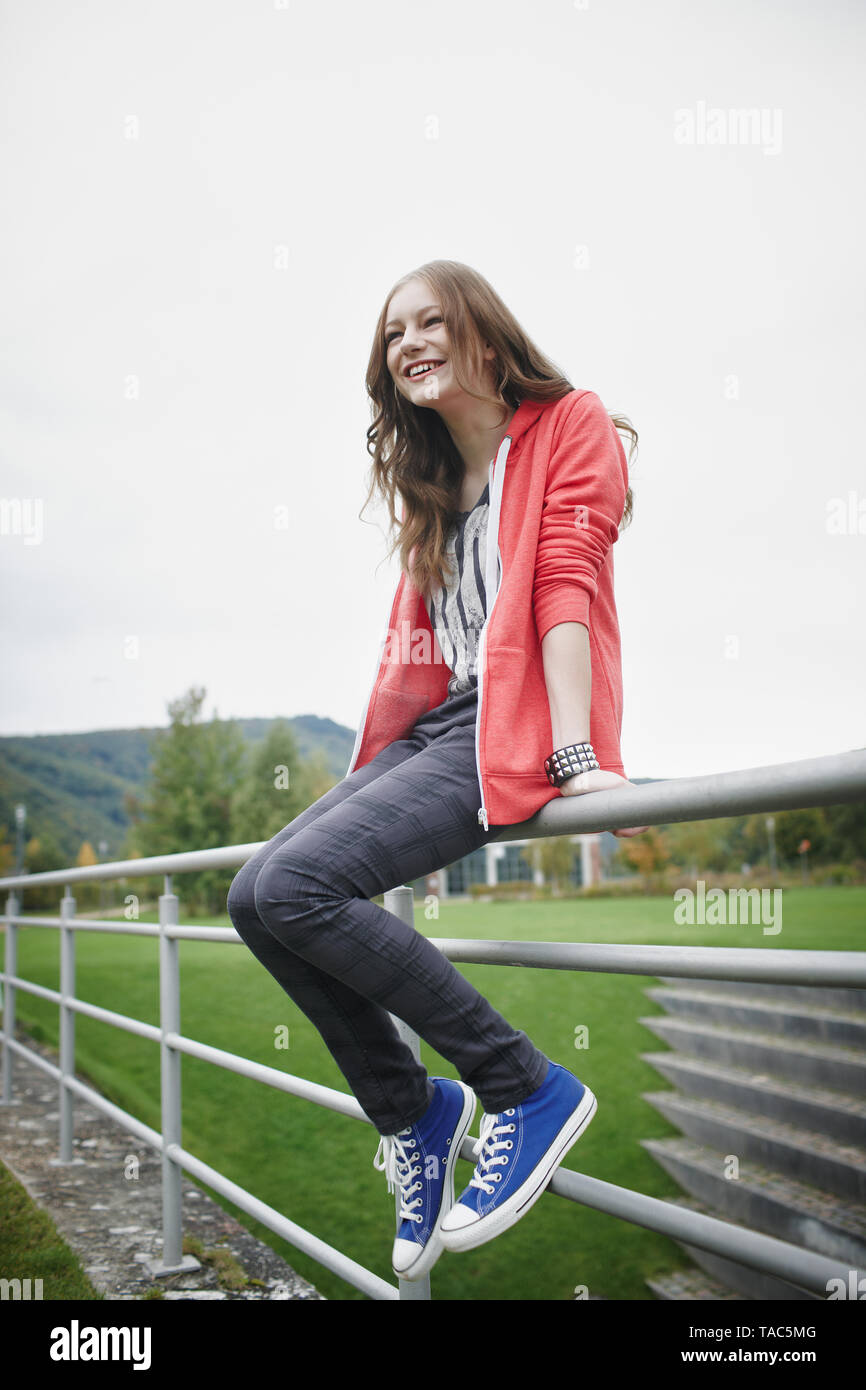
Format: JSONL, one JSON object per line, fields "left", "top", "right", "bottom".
{"left": 5, "top": 886, "right": 864, "bottom": 1301}
{"left": 0, "top": 1160, "right": 103, "bottom": 1300}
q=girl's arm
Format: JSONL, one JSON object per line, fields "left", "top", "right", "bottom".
{"left": 534, "top": 393, "right": 646, "bottom": 835}
{"left": 540, "top": 620, "right": 591, "bottom": 749}
{"left": 541, "top": 618, "right": 647, "bottom": 836}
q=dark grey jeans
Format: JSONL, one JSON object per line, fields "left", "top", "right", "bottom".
{"left": 226, "top": 686, "right": 550, "bottom": 1135}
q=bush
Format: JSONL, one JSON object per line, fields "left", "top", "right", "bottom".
{"left": 810, "top": 861, "right": 864, "bottom": 886}
{"left": 449, "top": 860, "right": 866, "bottom": 902}
{"left": 580, "top": 877, "right": 653, "bottom": 898}
{"left": 468, "top": 880, "right": 551, "bottom": 901}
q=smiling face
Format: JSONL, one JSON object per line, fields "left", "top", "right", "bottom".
{"left": 385, "top": 277, "right": 494, "bottom": 411}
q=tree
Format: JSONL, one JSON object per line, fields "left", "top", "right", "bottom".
{"left": 132, "top": 688, "right": 247, "bottom": 915}
{"left": 525, "top": 836, "right": 577, "bottom": 896}
{"left": 74, "top": 840, "right": 99, "bottom": 912}
{"left": 230, "top": 720, "right": 336, "bottom": 845}
{"left": 614, "top": 827, "right": 672, "bottom": 890}
{"left": 20, "top": 831, "right": 67, "bottom": 912}
{"left": 816, "top": 803, "right": 866, "bottom": 864}
{"left": 0, "top": 826, "right": 14, "bottom": 878}
{"left": 742, "top": 808, "right": 826, "bottom": 870}
{"left": 772, "top": 808, "right": 825, "bottom": 865}
{"left": 664, "top": 820, "right": 729, "bottom": 877}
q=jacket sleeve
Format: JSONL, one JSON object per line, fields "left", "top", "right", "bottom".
{"left": 533, "top": 390, "right": 628, "bottom": 643}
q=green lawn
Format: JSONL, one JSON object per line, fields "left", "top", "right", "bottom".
{"left": 0, "top": 1160, "right": 103, "bottom": 1300}
{"left": 5, "top": 886, "right": 864, "bottom": 1301}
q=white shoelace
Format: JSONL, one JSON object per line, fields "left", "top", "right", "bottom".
{"left": 373, "top": 1130, "right": 425, "bottom": 1224}
{"left": 468, "top": 1110, "right": 516, "bottom": 1195}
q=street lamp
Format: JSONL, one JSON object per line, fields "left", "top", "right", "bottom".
{"left": 98, "top": 840, "right": 108, "bottom": 912}
{"left": 14, "top": 804, "right": 26, "bottom": 875}
{"left": 766, "top": 816, "right": 777, "bottom": 878}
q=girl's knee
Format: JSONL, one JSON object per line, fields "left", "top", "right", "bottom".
{"left": 226, "top": 863, "right": 259, "bottom": 932}
{"left": 252, "top": 852, "right": 336, "bottom": 925}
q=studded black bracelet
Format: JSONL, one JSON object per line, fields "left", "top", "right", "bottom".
{"left": 544, "top": 742, "right": 600, "bottom": 787}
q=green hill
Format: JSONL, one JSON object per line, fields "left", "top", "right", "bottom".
{"left": 0, "top": 715, "right": 356, "bottom": 866}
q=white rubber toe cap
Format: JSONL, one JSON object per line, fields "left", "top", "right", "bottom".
{"left": 440, "top": 1203, "right": 479, "bottom": 1232}
{"left": 392, "top": 1237, "right": 424, "bottom": 1274}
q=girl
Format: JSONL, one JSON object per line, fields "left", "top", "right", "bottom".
{"left": 227, "top": 260, "right": 646, "bottom": 1285}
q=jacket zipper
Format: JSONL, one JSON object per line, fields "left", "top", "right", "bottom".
{"left": 475, "top": 434, "right": 512, "bottom": 830}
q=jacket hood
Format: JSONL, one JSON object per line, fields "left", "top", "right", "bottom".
{"left": 495, "top": 394, "right": 552, "bottom": 459}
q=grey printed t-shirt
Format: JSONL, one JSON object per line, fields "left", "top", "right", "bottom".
{"left": 424, "top": 483, "right": 498, "bottom": 696}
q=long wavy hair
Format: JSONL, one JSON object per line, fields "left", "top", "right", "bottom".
{"left": 360, "top": 260, "right": 637, "bottom": 598}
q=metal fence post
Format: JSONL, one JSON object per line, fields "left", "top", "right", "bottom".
{"left": 55, "top": 886, "right": 80, "bottom": 1164}
{"left": 145, "top": 874, "right": 199, "bottom": 1277}
{"left": 384, "top": 884, "right": 433, "bottom": 1301}
{"left": 1, "top": 891, "right": 19, "bottom": 1105}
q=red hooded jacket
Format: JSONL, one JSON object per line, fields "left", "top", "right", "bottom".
{"left": 345, "top": 388, "right": 629, "bottom": 829}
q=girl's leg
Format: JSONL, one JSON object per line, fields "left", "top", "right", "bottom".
{"left": 247, "top": 718, "right": 549, "bottom": 1133}
{"left": 227, "top": 730, "right": 443, "bottom": 1135}
{"left": 227, "top": 702, "right": 549, "bottom": 1135}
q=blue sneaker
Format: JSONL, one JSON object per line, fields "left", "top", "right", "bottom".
{"left": 373, "top": 1077, "right": 476, "bottom": 1281}
{"left": 439, "top": 1062, "right": 596, "bottom": 1252}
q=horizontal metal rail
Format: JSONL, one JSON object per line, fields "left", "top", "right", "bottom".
{"left": 4, "top": 917, "right": 865, "bottom": 987}
{"left": 427, "top": 941, "right": 866, "bottom": 987}
{"left": 1, "top": 747, "right": 864, "bottom": 893}
{"left": 163, "top": 1139, "right": 398, "bottom": 1300}
{"left": 2, "top": 973, "right": 162, "bottom": 1042}
{"left": 5, "top": 926, "right": 866, "bottom": 995}
{"left": 3, "top": 916, "right": 167, "bottom": 937}
{"left": 547, "top": 1165, "right": 859, "bottom": 1297}
{"left": 504, "top": 747, "right": 866, "bottom": 839}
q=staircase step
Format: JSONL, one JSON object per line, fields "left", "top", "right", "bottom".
{"left": 646, "top": 1269, "right": 745, "bottom": 1301}
{"left": 640, "top": 1016, "right": 866, "bottom": 1095}
{"left": 641, "top": 1051, "right": 866, "bottom": 1146}
{"left": 646, "top": 987, "right": 866, "bottom": 1048}
{"left": 663, "top": 1196, "right": 821, "bottom": 1300}
{"left": 643, "top": 1090, "right": 866, "bottom": 1201}
{"left": 641, "top": 1136, "right": 866, "bottom": 1266}
{"left": 656, "top": 976, "right": 866, "bottom": 1015}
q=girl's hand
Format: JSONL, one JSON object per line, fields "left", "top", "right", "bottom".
{"left": 557, "top": 769, "right": 649, "bottom": 837}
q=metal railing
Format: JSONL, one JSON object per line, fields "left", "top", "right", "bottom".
{"left": 1, "top": 747, "right": 865, "bottom": 1301}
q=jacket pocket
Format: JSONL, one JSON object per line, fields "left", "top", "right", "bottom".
{"left": 482, "top": 645, "right": 548, "bottom": 779}
{"left": 370, "top": 686, "right": 432, "bottom": 749}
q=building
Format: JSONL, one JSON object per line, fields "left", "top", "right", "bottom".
{"left": 422, "top": 832, "right": 612, "bottom": 899}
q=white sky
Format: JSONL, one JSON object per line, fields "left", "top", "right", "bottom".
{"left": 1, "top": 0, "right": 863, "bottom": 780}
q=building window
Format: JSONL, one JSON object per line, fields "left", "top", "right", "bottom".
{"left": 498, "top": 844, "right": 534, "bottom": 884}
{"left": 446, "top": 847, "right": 489, "bottom": 894}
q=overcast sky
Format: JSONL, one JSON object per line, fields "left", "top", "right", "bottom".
{"left": 1, "top": 0, "right": 863, "bottom": 781}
